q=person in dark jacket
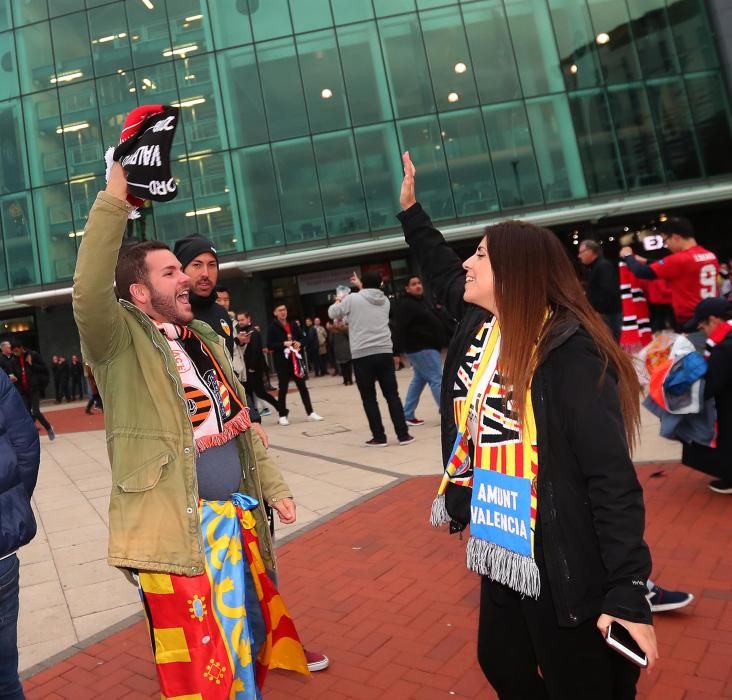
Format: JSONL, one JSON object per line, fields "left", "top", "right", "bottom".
{"left": 173, "top": 234, "right": 234, "bottom": 355}
{"left": 329, "top": 319, "right": 353, "bottom": 384}
{"left": 69, "top": 354, "right": 85, "bottom": 400}
{"left": 578, "top": 240, "right": 623, "bottom": 341}
{"left": 268, "top": 304, "right": 323, "bottom": 426}
{"left": 0, "top": 342, "right": 20, "bottom": 384}
{"left": 681, "top": 297, "right": 732, "bottom": 493}
{"left": 55, "top": 355, "right": 71, "bottom": 403}
{"left": 392, "top": 275, "right": 445, "bottom": 425}
{"left": 398, "top": 152, "right": 657, "bottom": 698}
{"left": 0, "top": 369, "right": 41, "bottom": 698}
{"left": 236, "top": 312, "right": 279, "bottom": 415}
{"left": 12, "top": 343, "right": 55, "bottom": 441}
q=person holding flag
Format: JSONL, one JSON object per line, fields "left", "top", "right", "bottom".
{"left": 397, "top": 152, "right": 657, "bottom": 697}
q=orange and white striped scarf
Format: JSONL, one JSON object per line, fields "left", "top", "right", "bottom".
{"left": 157, "top": 323, "right": 251, "bottom": 453}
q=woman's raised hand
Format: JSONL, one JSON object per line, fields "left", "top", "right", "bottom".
{"left": 400, "top": 151, "right": 417, "bottom": 211}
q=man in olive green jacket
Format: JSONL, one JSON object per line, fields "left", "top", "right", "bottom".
{"left": 72, "top": 163, "right": 295, "bottom": 578}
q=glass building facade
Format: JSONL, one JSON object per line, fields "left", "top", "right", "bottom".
{"left": 0, "top": 0, "right": 731, "bottom": 294}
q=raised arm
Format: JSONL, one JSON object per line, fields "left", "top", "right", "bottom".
{"left": 396, "top": 152, "right": 468, "bottom": 322}
{"left": 72, "top": 163, "right": 132, "bottom": 365}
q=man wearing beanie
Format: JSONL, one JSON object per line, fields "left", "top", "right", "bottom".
{"left": 173, "top": 234, "right": 235, "bottom": 355}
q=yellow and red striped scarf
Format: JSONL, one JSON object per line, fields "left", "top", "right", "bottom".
{"left": 431, "top": 318, "right": 540, "bottom": 596}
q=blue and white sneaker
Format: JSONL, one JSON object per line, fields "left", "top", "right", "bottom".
{"left": 646, "top": 584, "right": 694, "bottom": 612}
{"left": 259, "top": 407, "right": 272, "bottom": 417}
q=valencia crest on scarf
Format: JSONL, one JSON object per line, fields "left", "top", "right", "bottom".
{"left": 431, "top": 317, "right": 540, "bottom": 598}
{"left": 157, "top": 323, "right": 251, "bottom": 453}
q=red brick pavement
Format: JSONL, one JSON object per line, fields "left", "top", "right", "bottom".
{"left": 23, "top": 464, "right": 732, "bottom": 699}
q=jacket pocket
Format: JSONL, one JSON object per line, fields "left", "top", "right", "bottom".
{"left": 117, "top": 453, "right": 170, "bottom": 493}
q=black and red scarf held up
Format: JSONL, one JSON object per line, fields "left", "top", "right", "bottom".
{"left": 157, "top": 323, "right": 251, "bottom": 453}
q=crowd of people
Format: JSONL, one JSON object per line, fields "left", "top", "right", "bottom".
{"left": 0, "top": 144, "right": 729, "bottom": 700}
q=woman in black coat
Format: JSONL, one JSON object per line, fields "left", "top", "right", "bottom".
{"left": 0, "top": 369, "right": 41, "bottom": 697}
{"left": 398, "top": 153, "right": 656, "bottom": 699}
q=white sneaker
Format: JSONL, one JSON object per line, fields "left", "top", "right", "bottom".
{"left": 308, "top": 412, "right": 324, "bottom": 421}
{"left": 278, "top": 416, "right": 290, "bottom": 426}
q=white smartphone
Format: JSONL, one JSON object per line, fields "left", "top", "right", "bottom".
{"left": 605, "top": 622, "right": 649, "bottom": 668}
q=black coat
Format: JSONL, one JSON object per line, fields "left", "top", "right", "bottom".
{"left": 584, "top": 256, "right": 621, "bottom": 315}
{"left": 0, "top": 370, "right": 41, "bottom": 557}
{"left": 19, "top": 351, "right": 50, "bottom": 393}
{"left": 682, "top": 330, "right": 732, "bottom": 481}
{"left": 392, "top": 293, "right": 446, "bottom": 354}
{"left": 267, "top": 320, "right": 306, "bottom": 373}
{"left": 239, "top": 324, "right": 266, "bottom": 374}
{"left": 399, "top": 203, "right": 652, "bottom": 627}
{"left": 191, "top": 292, "right": 234, "bottom": 355}
{"left": 0, "top": 353, "right": 20, "bottom": 380}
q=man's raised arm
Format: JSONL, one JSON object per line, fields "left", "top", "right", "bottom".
{"left": 72, "top": 163, "right": 132, "bottom": 365}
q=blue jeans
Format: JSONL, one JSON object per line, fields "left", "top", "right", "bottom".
{"left": 0, "top": 555, "right": 23, "bottom": 700}
{"left": 403, "top": 349, "right": 443, "bottom": 420}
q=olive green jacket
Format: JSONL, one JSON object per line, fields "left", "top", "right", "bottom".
{"left": 72, "top": 192, "right": 292, "bottom": 576}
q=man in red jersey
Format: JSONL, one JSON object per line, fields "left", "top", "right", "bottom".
{"left": 620, "top": 216, "right": 719, "bottom": 330}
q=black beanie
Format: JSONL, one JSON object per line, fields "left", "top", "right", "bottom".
{"left": 173, "top": 234, "right": 218, "bottom": 270}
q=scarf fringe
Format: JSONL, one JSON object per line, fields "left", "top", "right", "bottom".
{"left": 429, "top": 494, "right": 450, "bottom": 527}
{"left": 466, "top": 536, "right": 541, "bottom": 599}
{"left": 195, "top": 409, "right": 251, "bottom": 454}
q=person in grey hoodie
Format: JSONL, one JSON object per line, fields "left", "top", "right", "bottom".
{"left": 329, "top": 271, "right": 413, "bottom": 446}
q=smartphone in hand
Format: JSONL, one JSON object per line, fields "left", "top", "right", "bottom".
{"left": 605, "top": 622, "right": 648, "bottom": 668}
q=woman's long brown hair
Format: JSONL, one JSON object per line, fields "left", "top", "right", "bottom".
{"left": 483, "top": 221, "right": 641, "bottom": 449}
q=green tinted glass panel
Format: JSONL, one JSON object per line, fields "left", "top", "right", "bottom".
{"left": 167, "top": 0, "right": 210, "bottom": 56}
{"left": 627, "top": 0, "right": 679, "bottom": 77}
{"left": 48, "top": 0, "right": 84, "bottom": 15}
{"left": 186, "top": 151, "right": 241, "bottom": 254}
{"left": 373, "top": 0, "right": 416, "bottom": 16}
{"left": 331, "top": 0, "right": 374, "bottom": 25}
{"left": 525, "top": 95, "right": 587, "bottom": 202}
{"left": 312, "top": 131, "right": 368, "bottom": 237}
{"left": 440, "top": 109, "right": 498, "bottom": 216}
{"left": 23, "top": 90, "right": 66, "bottom": 186}
{"left": 34, "top": 183, "right": 77, "bottom": 283}
{"left": 337, "top": 22, "right": 393, "bottom": 126}
{"left": 0, "top": 32, "right": 19, "bottom": 100}
{"left": 297, "top": 30, "right": 349, "bottom": 133}
{"left": 396, "top": 116, "right": 454, "bottom": 220}
{"left": 89, "top": 4, "right": 133, "bottom": 77}
{"left": 58, "top": 81, "right": 103, "bottom": 180}
{"left": 10, "top": 0, "right": 48, "bottom": 26}
{"left": 667, "top": 0, "right": 718, "bottom": 73}
{"left": 1, "top": 193, "right": 39, "bottom": 286}
{"left": 290, "top": 0, "right": 332, "bottom": 33}
{"left": 51, "top": 13, "right": 93, "bottom": 85}
{"left": 586, "top": 0, "right": 642, "bottom": 84}
{"left": 131, "top": 63, "right": 182, "bottom": 157}
{"left": 0, "top": 5, "right": 9, "bottom": 31}
{"left": 232, "top": 145, "right": 284, "bottom": 250}
{"left": 503, "top": 0, "right": 563, "bottom": 97}
{"left": 208, "top": 0, "right": 253, "bottom": 49}
{"left": 417, "top": 0, "right": 458, "bottom": 8}
{"left": 271, "top": 139, "right": 326, "bottom": 245}
{"left": 379, "top": 15, "right": 435, "bottom": 118}
{"left": 127, "top": 0, "right": 173, "bottom": 69}
{"left": 462, "top": 1, "right": 522, "bottom": 104}
{"left": 547, "top": 0, "right": 603, "bottom": 89}
{"left": 685, "top": 73, "right": 732, "bottom": 176}
{"left": 607, "top": 86, "right": 664, "bottom": 187}
{"left": 16, "top": 22, "right": 54, "bottom": 94}
{"left": 646, "top": 78, "right": 701, "bottom": 181}
{"left": 250, "top": 0, "right": 293, "bottom": 41}
{"left": 0, "top": 99, "right": 28, "bottom": 193}
{"left": 569, "top": 90, "right": 625, "bottom": 194}
{"left": 258, "top": 38, "right": 309, "bottom": 141}
{"left": 482, "top": 102, "right": 543, "bottom": 208}
{"left": 70, "top": 175, "right": 106, "bottom": 238}
{"left": 152, "top": 162, "right": 197, "bottom": 246}
{"left": 172, "top": 54, "right": 228, "bottom": 154}
{"left": 421, "top": 8, "right": 479, "bottom": 112}
{"left": 97, "top": 73, "right": 139, "bottom": 148}
{"left": 0, "top": 234, "right": 7, "bottom": 290}
{"left": 353, "top": 124, "right": 402, "bottom": 230}
{"left": 217, "top": 45, "right": 269, "bottom": 147}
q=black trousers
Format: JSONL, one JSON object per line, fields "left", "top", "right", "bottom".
{"left": 22, "top": 390, "right": 52, "bottom": 432}
{"left": 339, "top": 360, "right": 353, "bottom": 385}
{"left": 352, "top": 353, "right": 409, "bottom": 441}
{"left": 478, "top": 577, "right": 640, "bottom": 700}
{"left": 275, "top": 364, "right": 313, "bottom": 417}
{"left": 70, "top": 377, "right": 83, "bottom": 399}
{"left": 245, "top": 371, "right": 279, "bottom": 411}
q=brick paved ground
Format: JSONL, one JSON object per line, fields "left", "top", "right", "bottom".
{"left": 23, "top": 464, "right": 732, "bottom": 699}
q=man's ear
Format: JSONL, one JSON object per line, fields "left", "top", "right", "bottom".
{"left": 129, "top": 282, "right": 149, "bottom": 305}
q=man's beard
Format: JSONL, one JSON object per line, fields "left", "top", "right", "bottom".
{"left": 150, "top": 288, "right": 192, "bottom": 325}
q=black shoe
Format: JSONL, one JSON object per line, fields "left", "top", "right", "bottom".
{"left": 709, "top": 480, "right": 732, "bottom": 494}
{"left": 398, "top": 435, "right": 415, "bottom": 446}
{"left": 365, "top": 438, "right": 387, "bottom": 447}
{"left": 48, "top": 427, "right": 56, "bottom": 441}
